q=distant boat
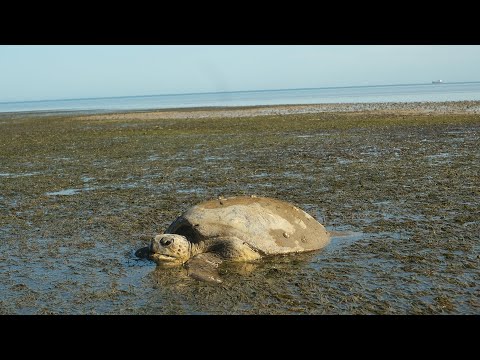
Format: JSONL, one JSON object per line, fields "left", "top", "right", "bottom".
{"left": 432, "top": 80, "right": 444, "bottom": 84}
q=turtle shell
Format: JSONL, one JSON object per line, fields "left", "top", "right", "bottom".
{"left": 165, "top": 196, "right": 330, "bottom": 255}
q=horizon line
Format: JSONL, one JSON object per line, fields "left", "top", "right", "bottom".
{"left": 2, "top": 80, "right": 480, "bottom": 104}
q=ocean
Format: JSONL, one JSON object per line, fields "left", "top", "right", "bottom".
{"left": 1, "top": 82, "right": 480, "bottom": 113}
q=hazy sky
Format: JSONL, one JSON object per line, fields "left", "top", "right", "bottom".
{"left": 1, "top": 45, "right": 479, "bottom": 102}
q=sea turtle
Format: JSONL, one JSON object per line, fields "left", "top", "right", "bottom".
{"left": 136, "top": 196, "right": 330, "bottom": 283}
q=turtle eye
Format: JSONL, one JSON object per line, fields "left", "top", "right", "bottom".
{"left": 160, "top": 238, "right": 173, "bottom": 246}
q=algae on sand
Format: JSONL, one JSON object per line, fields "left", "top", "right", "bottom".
{"left": 0, "top": 109, "right": 479, "bottom": 314}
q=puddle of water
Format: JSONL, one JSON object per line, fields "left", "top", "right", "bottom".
{"left": 296, "top": 133, "right": 329, "bottom": 138}
{"left": 46, "top": 189, "right": 83, "bottom": 196}
{"left": 46, "top": 187, "right": 96, "bottom": 196}
{"left": 204, "top": 156, "right": 224, "bottom": 162}
{"left": 309, "top": 230, "right": 367, "bottom": 268}
{"left": 0, "top": 225, "right": 13, "bottom": 234}
{"left": 114, "top": 183, "right": 139, "bottom": 190}
{"left": 167, "top": 153, "right": 189, "bottom": 161}
{"left": 81, "top": 176, "right": 95, "bottom": 183}
{"left": 0, "top": 172, "right": 42, "bottom": 178}
{"left": 45, "top": 182, "right": 143, "bottom": 196}
{"left": 382, "top": 212, "right": 397, "bottom": 220}
{"left": 448, "top": 137, "right": 465, "bottom": 143}
{"left": 142, "top": 174, "right": 164, "bottom": 179}
{"left": 176, "top": 188, "right": 206, "bottom": 194}
{"left": 373, "top": 200, "right": 392, "bottom": 206}
{"left": 297, "top": 135, "right": 314, "bottom": 138}
{"left": 337, "top": 158, "right": 353, "bottom": 165}
{"left": 147, "top": 155, "right": 159, "bottom": 161}
{"left": 326, "top": 231, "right": 366, "bottom": 251}
{"left": 283, "top": 171, "right": 299, "bottom": 178}
{"left": 175, "top": 166, "right": 196, "bottom": 172}
{"left": 426, "top": 153, "right": 451, "bottom": 159}
{"left": 251, "top": 172, "right": 269, "bottom": 178}
{"left": 360, "top": 149, "right": 383, "bottom": 157}
{"left": 446, "top": 130, "right": 467, "bottom": 135}
{"left": 118, "top": 123, "right": 140, "bottom": 128}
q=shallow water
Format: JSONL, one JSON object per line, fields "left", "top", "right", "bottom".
{"left": 0, "top": 111, "right": 478, "bottom": 314}
{"left": 2, "top": 82, "right": 480, "bottom": 113}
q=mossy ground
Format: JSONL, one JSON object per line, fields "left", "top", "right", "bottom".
{"left": 0, "top": 110, "right": 478, "bottom": 314}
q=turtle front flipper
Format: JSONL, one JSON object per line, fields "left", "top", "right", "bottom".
{"left": 185, "top": 253, "right": 224, "bottom": 284}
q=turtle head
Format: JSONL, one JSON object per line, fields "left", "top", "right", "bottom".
{"left": 149, "top": 234, "right": 191, "bottom": 265}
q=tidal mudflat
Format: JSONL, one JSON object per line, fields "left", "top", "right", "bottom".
{"left": 0, "top": 102, "right": 478, "bottom": 314}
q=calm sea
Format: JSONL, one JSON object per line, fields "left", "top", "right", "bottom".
{"left": 2, "top": 82, "right": 480, "bottom": 113}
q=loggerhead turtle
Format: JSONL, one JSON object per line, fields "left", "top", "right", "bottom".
{"left": 136, "top": 196, "right": 330, "bottom": 283}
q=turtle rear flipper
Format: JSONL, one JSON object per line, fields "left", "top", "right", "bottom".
{"left": 185, "top": 253, "right": 223, "bottom": 284}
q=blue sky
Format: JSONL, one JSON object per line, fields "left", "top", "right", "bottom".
{"left": 0, "top": 45, "right": 479, "bottom": 102}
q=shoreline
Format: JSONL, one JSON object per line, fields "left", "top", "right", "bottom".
{"left": 1, "top": 100, "right": 480, "bottom": 120}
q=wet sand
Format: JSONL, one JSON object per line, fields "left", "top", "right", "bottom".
{"left": 0, "top": 101, "right": 479, "bottom": 314}
{"left": 74, "top": 100, "right": 480, "bottom": 121}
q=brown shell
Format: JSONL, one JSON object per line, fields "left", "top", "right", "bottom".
{"left": 165, "top": 196, "right": 330, "bottom": 255}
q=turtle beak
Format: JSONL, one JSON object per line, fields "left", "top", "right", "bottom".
{"left": 149, "top": 240, "right": 156, "bottom": 253}
{"left": 150, "top": 236, "right": 162, "bottom": 253}
{"left": 134, "top": 246, "right": 152, "bottom": 259}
